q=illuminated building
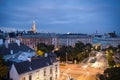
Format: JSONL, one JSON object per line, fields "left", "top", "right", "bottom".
{"left": 32, "top": 21, "right": 36, "bottom": 33}
{"left": 27, "top": 21, "right": 36, "bottom": 34}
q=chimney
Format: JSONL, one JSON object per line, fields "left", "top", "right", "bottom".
{"left": 10, "top": 50, "right": 13, "bottom": 54}
{"left": 27, "top": 58, "right": 31, "bottom": 62}
{"left": 44, "top": 53, "right": 48, "bottom": 57}
{"left": 16, "top": 39, "right": 20, "bottom": 46}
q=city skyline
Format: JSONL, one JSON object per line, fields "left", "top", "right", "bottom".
{"left": 0, "top": 0, "right": 120, "bottom": 34}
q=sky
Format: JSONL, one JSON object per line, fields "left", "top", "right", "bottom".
{"left": 0, "top": 0, "right": 120, "bottom": 34}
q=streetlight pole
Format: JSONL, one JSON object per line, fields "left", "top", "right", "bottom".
{"left": 66, "top": 52, "right": 67, "bottom": 64}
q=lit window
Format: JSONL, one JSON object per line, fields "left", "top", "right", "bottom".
{"left": 36, "top": 71, "right": 39, "bottom": 80}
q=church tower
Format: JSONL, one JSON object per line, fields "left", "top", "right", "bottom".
{"left": 32, "top": 21, "right": 36, "bottom": 33}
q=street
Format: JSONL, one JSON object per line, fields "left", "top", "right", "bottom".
{"left": 59, "top": 63, "right": 104, "bottom": 80}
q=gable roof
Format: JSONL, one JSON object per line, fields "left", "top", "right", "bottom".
{"left": 0, "top": 42, "right": 34, "bottom": 56}
{"left": 13, "top": 57, "right": 58, "bottom": 74}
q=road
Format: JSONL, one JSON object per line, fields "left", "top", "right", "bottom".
{"left": 59, "top": 63, "right": 104, "bottom": 80}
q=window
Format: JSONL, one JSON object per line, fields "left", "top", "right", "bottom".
{"left": 50, "top": 68, "right": 52, "bottom": 74}
{"left": 50, "top": 77, "right": 52, "bottom": 80}
{"left": 36, "top": 71, "right": 39, "bottom": 80}
{"left": 55, "top": 67, "right": 57, "bottom": 72}
{"left": 44, "top": 69, "right": 46, "bottom": 76}
{"left": 56, "top": 74, "right": 57, "bottom": 79}
{"left": 29, "top": 74, "right": 32, "bottom": 80}
{"left": 22, "top": 77, "right": 26, "bottom": 80}
{"left": 55, "top": 65, "right": 58, "bottom": 72}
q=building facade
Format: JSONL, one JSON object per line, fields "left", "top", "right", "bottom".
{"left": 21, "top": 33, "right": 93, "bottom": 49}
{"left": 93, "top": 37, "right": 120, "bottom": 49}
{"left": 10, "top": 56, "right": 60, "bottom": 80}
{"left": 55, "top": 34, "right": 93, "bottom": 48}
{"left": 21, "top": 33, "right": 53, "bottom": 49}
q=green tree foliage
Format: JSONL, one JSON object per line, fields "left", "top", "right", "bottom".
{"left": 56, "top": 41, "right": 118, "bottom": 64}
{"left": 0, "top": 55, "right": 8, "bottom": 79}
{"left": 105, "top": 46, "right": 116, "bottom": 67}
{"left": 57, "top": 46, "right": 67, "bottom": 62}
{"left": 37, "top": 43, "right": 54, "bottom": 55}
{"left": 74, "top": 41, "right": 85, "bottom": 53}
{"left": 74, "top": 42, "right": 92, "bottom": 62}
{"left": 55, "top": 42, "right": 93, "bottom": 63}
{"left": 85, "top": 43, "right": 92, "bottom": 52}
{"left": 66, "top": 46, "right": 74, "bottom": 61}
{"left": 104, "top": 67, "right": 120, "bottom": 80}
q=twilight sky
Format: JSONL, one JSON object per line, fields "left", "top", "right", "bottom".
{"left": 0, "top": 0, "right": 120, "bottom": 34}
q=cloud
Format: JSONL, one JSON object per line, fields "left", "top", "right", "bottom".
{"left": 0, "top": 27, "right": 17, "bottom": 32}
{"left": 1, "top": 0, "right": 120, "bottom": 34}
{"left": 49, "top": 20, "right": 73, "bottom": 24}
{"left": 0, "top": 26, "right": 25, "bottom": 32}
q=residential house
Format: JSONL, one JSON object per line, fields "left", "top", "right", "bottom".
{"left": 0, "top": 39, "right": 36, "bottom": 62}
{"left": 10, "top": 55, "right": 60, "bottom": 80}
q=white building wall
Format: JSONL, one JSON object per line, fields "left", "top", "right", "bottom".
{"left": 10, "top": 64, "right": 19, "bottom": 80}
{"left": 10, "top": 61, "right": 60, "bottom": 80}
{"left": 52, "top": 38, "right": 58, "bottom": 48}
{"left": 53, "top": 62, "right": 60, "bottom": 80}
{"left": 57, "top": 37, "right": 93, "bottom": 48}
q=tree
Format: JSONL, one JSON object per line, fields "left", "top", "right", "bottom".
{"left": 66, "top": 46, "right": 74, "bottom": 61}
{"left": 57, "top": 46, "right": 67, "bottom": 62}
{"left": 74, "top": 41, "right": 85, "bottom": 53}
{"left": 104, "top": 67, "right": 120, "bottom": 80}
{"left": 36, "top": 43, "right": 54, "bottom": 56}
{"left": 37, "top": 43, "right": 47, "bottom": 53}
{"left": 0, "top": 55, "right": 8, "bottom": 79}
{"left": 85, "top": 43, "right": 92, "bottom": 52}
{"left": 47, "top": 45, "right": 54, "bottom": 52}
{"left": 105, "top": 46, "right": 116, "bottom": 67}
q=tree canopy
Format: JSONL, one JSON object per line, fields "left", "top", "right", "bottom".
{"left": 0, "top": 55, "right": 8, "bottom": 79}
{"left": 104, "top": 67, "right": 120, "bottom": 80}
{"left": 55, "top": 41, "right": 93, "bottom": 63}
{"left": 36, "top": 43, "right": 54, "bottom": 56}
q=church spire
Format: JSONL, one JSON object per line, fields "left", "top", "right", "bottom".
{"left": 32, "top": 20, "right": 36, "bottom": 33}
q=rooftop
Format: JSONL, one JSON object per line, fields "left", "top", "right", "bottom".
{"left": 0, "top": 42, "right": 35, "bottom": 56}
{"left": 13, "top": 56, "right": 58, "bottom": 74}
